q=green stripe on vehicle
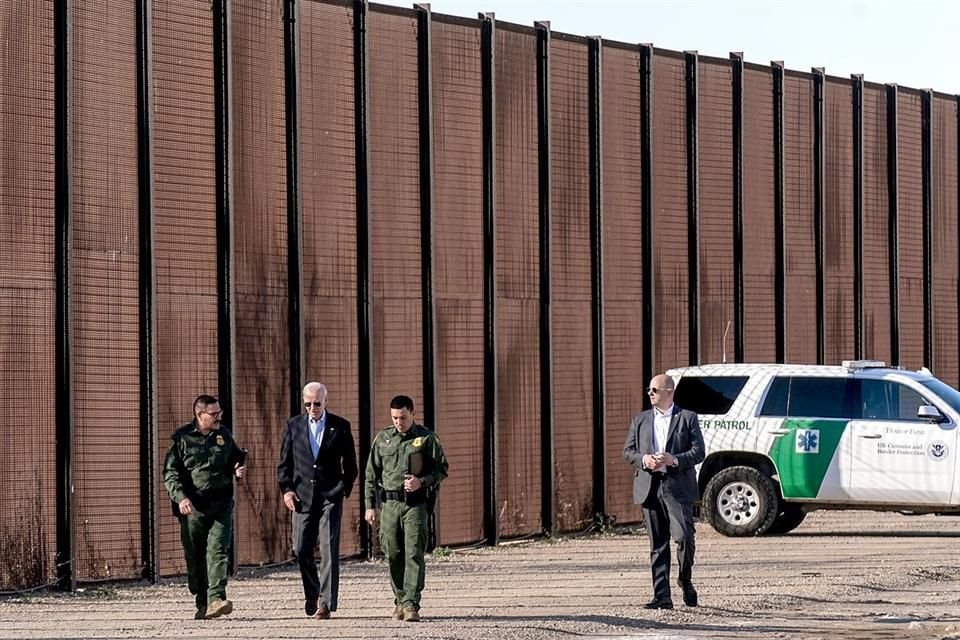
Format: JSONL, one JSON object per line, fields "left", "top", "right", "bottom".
{"left": 767, "top": 419, "right": 848, "bottom": 499}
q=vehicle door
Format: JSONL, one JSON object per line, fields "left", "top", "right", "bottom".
{"left": 847, "top": 377, "right": 956, "bottom": 504}
{"left": 762, "top": 376, "right": 854, "bottom": 501}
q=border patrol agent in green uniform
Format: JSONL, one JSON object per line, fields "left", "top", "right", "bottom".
{"left": 163, "top": 395, "right": 247, "bottom": 620}
{"left": 364, "top": 395, "right": 448, "bottom": 622}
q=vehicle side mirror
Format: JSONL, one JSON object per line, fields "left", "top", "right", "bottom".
{"left": 918, "top": 405, "right": 947, "bottom": 423}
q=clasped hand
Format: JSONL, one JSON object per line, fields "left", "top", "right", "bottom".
{"left": 364, "top": 476, "right": 423, "bottom": 526}
{"left": 643, "top": 452, "right": 676, "bottom": 471}
{"left": 403, "top": 474, "right": 422, "bottom": 492}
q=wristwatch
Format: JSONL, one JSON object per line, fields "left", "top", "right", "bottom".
{"left": 671, "top": 458, "right": 680, "bottom": 468}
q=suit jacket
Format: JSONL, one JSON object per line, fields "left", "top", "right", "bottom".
{"left": 623, "top": 405, "right": 705, "bottom": 505}
{"left": 277, "top": 412, "right": 358, "bottom": 513}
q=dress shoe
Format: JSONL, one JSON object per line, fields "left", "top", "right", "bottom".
{"left": 392, "top": 605, "right": 404, "bottom": 620}
{"left": 402, "top": 606, "right": 421, "bottom": 622}
{"left": 643, "top": 598, "right": 674, "bottom": 610}
{"left": 680, "top": 581, "right": 698, "bottom": 607}
{"left": 304, "top": 598, "right": 319, "bottom": 617}
{"left": 316, "top": 604, "right": 331, "bottom": 619}
{"left": 205, "top": 598, "right": 233, "bottom": 619}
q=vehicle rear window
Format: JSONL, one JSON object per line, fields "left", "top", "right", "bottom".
{"left": 787, "top": 378, "right": 851, "bottom": 418}
{"left": 759, "top": 377, "right": 789, "bottom": 416}
{"left": 675, "top": 376, "right": 749, "bottom": 415}
{"left": 760, "top": 376, "right": 852, "bottom": 418}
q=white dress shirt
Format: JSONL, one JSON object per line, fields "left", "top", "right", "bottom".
{"left": 653, "top": 404, "right": 674, "bottom": 454}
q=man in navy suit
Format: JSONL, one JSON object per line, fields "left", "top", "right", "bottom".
{"left": 278, "top": 382, "right": 358, "bottom": 619}
{"left": 624, "top": 373, "right": 705, "bottom": 610}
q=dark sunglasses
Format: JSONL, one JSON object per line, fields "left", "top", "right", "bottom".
{"left": 304, "top": 401, "right": 324, "bottom": 408}
{"left": 646, "top": 387, "right": 672, "bottom": 395}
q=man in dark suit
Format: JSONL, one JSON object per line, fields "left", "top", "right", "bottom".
{"left": 278, "top": 382, "right": 358, "bottom": 619}
{"left": 623, "top": 373, "right": 705, "bottom": 610}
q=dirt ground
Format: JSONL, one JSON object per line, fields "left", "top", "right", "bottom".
{"left": 3, "top": 510, "right": 960, "bottom": 640}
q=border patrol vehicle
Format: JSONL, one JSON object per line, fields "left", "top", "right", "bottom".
{"left": 668, "top": 360, "right": 960, "bottom": 536}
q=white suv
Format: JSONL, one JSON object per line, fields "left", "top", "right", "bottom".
{"left": 668, "top": 360, "right": 960, "bottom": 536}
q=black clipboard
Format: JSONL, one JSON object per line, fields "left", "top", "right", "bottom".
{"left": 407, "top": 451, "right": 425, "bottom": 476}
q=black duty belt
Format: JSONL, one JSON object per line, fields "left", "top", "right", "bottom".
{"left": 381, "top": 489, "right": 405, "bottom": 501}
{"left": 194, "top": 485, "right": 233, "bottom": 502}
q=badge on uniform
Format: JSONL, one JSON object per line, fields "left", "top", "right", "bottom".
{"left": 216, "top": 435, "right": 225, "bottom": 446}
{"left": 412, "top": 437, "right": 423, "bottom": 448}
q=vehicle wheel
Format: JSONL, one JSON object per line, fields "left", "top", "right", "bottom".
{"left": 766, "top": 504, "right": 807, "bottom": 535}
{"left": 702, "top": 466, "right": 778, "bottom": 537}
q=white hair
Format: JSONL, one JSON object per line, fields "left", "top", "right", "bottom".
{"left": 302, "top": 382, "right": 328, "bottom": 399}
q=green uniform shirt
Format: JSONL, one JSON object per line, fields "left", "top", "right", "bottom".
{"left": 163, "top": 422, "right": 245, "bottom": 505}
{"left": 364, "top": 424, "right": 448, "bottom": 510}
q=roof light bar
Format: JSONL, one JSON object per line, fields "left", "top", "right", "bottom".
{"left": 841, "top": 359, "right": 887, "bottom": 370}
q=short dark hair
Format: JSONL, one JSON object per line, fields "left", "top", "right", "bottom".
{"left": 193, "top": 394, "right": 219, "bottom": 413}
{"left": 389, "top": 395, "right": 415, "bottom": 412}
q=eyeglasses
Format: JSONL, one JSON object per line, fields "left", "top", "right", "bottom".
{"left": 646, "top": 387, "right": 673, "bottom": 395}
{"left": 304, "top": 401, "right": 324, "bottom": 408}
{"left": 199, "top": 410, "right": 222, "bottom": 417}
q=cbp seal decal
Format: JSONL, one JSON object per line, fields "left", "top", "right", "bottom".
{"left": 412, "top": 437, "right": 423, "bottom": 448}
{"left": 928, "top": 440, "right": 949, "bottom": 461}
{"left": 216, "top": 435, "right": 225, "bottom": 446}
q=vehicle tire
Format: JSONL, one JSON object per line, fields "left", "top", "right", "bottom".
{"left": 766, "top": 504, "right": 807, "bottom": 535}
{"left": 702, "top": 466, "right": 779, "bottom": 537}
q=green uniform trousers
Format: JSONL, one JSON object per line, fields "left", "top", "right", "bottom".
{"left": 180, "top": 501, "right": 233, "bottom": 607}
{"left": 379, "top": 501, "right": 428, "bottom": 608}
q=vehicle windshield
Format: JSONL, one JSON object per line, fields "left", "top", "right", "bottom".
{"left": 918, "top": 377, "right": 960, "bottom": 415}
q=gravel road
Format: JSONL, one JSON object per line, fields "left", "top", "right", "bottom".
{"left": 3, "top": 510, "right": 960, "bottom": 639}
